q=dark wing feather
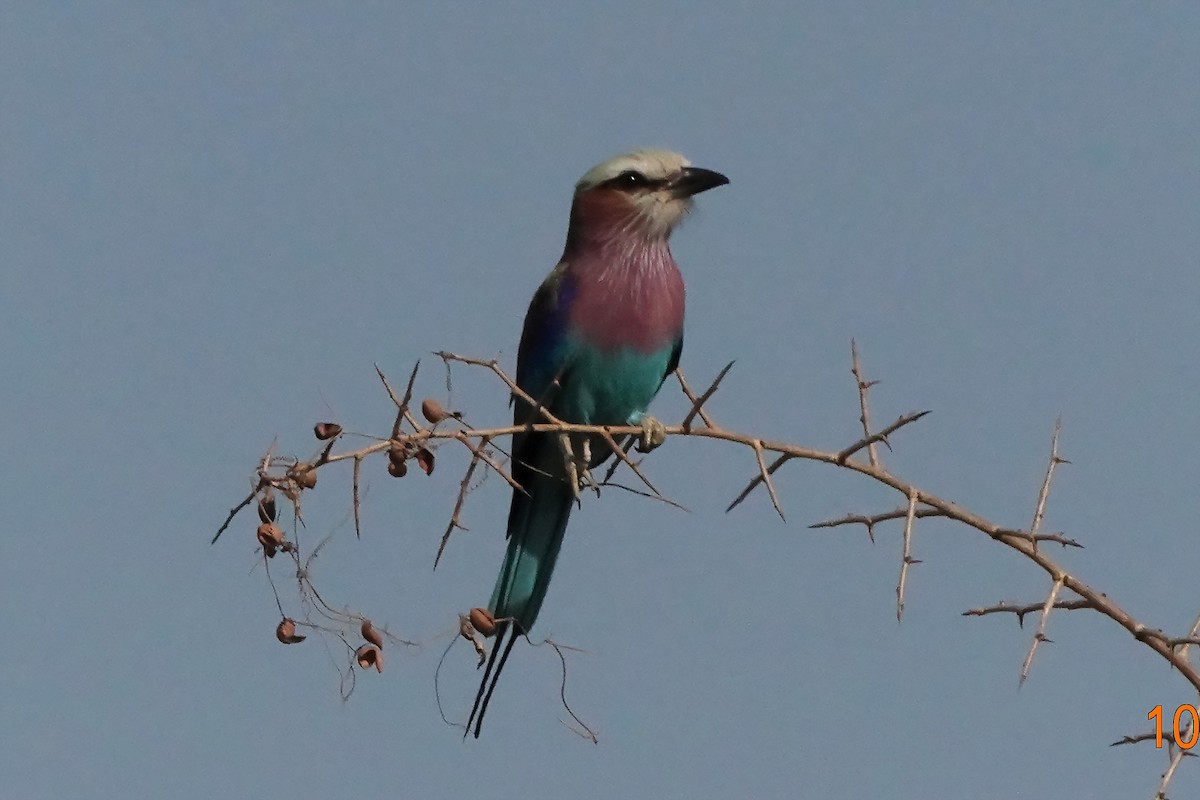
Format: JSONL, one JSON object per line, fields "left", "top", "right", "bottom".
{"left": 508, "top": 262, "right": 573, "bottom": 539}
{"left": 660, "top": 337, "right": 683, "bottom": 389}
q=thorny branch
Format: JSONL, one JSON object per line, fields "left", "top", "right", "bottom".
{"left": 895, "top": 491, "right": 920, "bottom": 622}
{"left": 214, "top": 344, "right": 1199, "bottom": 797}
{"left": 962, "top": 599, "right": 1094, "bottom": 625}
{"left": 850, "top": 338, "right": 881, "bottom": 468}
{"left": 810, "top": 506, "right": 946, "bottom": 544}
{"left": 1019, "top": 576, "right": 1064, "bottom": 686}
{"left": 1031, "top": 419, "right": 1069, "bottom": 545}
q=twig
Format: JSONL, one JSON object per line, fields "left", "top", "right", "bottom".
{"left": 896, "top": 491, "right": 919, "bottom": 621}
{"left": 212, "top": 487, "right": 258, "bottom": 544}
{"left": 990, "top": 530, "right": 1083, "bottom": 549}
{"left": 835, "top": 411, "right": 931, "bottom": 465}
{"left": 352, "top": 456, "right": 362, "bottom": 539}
{"left": 962, "top": 599, "right": 1092, "bottom": 626}
{"left": 1171, "top": 613, "right": 1200, "bottom": 657}
{"left": 544, "top": 638, "right": 598, "bottom": 744}
{"left": 1020, "top": 576, "right": 1064, "bottom": 686}
{"left": 725, "top": 453, "right": 793, "bottom": 514}
{"left": 750, "top": 439, "right": 785, "bottom": 520}
{"left": 435, "top": 632, "right": 467, "bottom": 731}
{"left": 1110, "top": 731, "right": 1196, "bottom": 749}
{"left": 598, "top": 427, "right": 665, "bottom": 499}
{"left": 850, "top": 339, "right": 881, "bottom": 468}
{"left": 214, "top": 449, "right": 276, "bottom": 543}
{"left": 375, "top": 362, "right": 415, "bottom": 439}
{"left": 679, "top": 361, "right": 734, "bottom": 432}
{"left": 437, "top": 352, "right": 566, "bottom": 427}
{"left": 1030, "top": 418, "right": 1069, "bottom": 549}
{"left": 600, "top": 437, "right": 638, "bottom": 485}
{"left": 595, "top": 480, "right": 690, "bottom": 511}
{"left": 454, "top": 432, "right": 524, "bottom": 494}
{"left": 674, "top": 368, "right": 717, "bottom": 430}
{"left": 435, "top": 447, "right": 482, "bottom": 569}
{"left": 810, "top": 506, "right": 946, "bottom": 544}
{"left": 1158, "top": 736, "right": 1196, "bottom": 799}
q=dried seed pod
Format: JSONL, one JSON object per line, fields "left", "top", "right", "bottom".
{"left": 276, "top": 618, "right": 306, "bottom": 644}
{"left": 256, "top": 522, "right": 284, "bottom": 546}
{"left": 257, "top": 490, "right": 278, "bottom": 524}
{"left": 387, "top": 441, "right": 407, "bottom": 465}
{"left": 257, "top": 522, "right": 284, "bottom": 557}
{"left": 469, "top": 607, "right": 497, "bottom": 637}
{"left": 387, "top": 459, "right": 407, "bottom": 478}
{"left": 314, "top": 422, "right": 342, "bottom": 440}
{"left": 360, "top": 619, "right": 384, "bottom": 649}
{"left": 421, "top": 397, "right": 451, "bottom": 424}
{"left": 415, "top": 447, "right": 435, "bottom": 476}
{"left": 355, "top": 643, "right": 383, "bottom": 673}
{"left": 292, "top": 466, "right": 317, "bottom": 490}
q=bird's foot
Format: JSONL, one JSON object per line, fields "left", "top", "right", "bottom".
{"left": 636, "top": 415, "right": 667, "bottom": 453}
{"left": 558, "top": 433, "right": 581, "bottom": 499}
{"left": 559, "top": 433, "right": 596, "bottom": 499}
{"left": 575, "top": 437, "right": 599, "bottom": 494}
{"left": 579, "top": 466, "right": 599, "bottom": 497}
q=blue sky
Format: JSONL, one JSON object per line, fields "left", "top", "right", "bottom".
{"left": 4, "top": 3, "right": 1199, "bottom": 798}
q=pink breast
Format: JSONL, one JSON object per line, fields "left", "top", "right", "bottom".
{"left": 567, "top": 246, "right": 685, "bottom": 353}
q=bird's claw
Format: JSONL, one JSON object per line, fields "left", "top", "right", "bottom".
{"left": 637, "top": 416, "right": 667, "bottom": 453}
{"left": 575, "top": 438, "right": 598, "bottom": 495}
{"left": 559, "top": 433, "right": 596, "bottom": 499}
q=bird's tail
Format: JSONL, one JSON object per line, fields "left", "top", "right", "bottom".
{"left": 466, "top": 465, "right": 575, "bottom": 738}
{"left": 491, "top": 466, "right": 576, "bottom": 631}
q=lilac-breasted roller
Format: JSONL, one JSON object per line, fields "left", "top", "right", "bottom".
{"left": 467, "top": 149, "right": 728, "bottom": 736}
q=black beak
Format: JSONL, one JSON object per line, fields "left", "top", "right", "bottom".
{"left": 669, "top": 166, "right": 730, "bottom": 198}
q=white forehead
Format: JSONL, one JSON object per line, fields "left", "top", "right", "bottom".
{"left": 575, "top": 149, "right": 691, "bottom": 191}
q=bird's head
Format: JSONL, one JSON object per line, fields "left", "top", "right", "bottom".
{"left": 567, "top": 149, "right": 728, "bottom": 246}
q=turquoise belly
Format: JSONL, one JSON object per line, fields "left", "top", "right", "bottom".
{"left": 556, "top": 338, "right": 673, "bottom": 426}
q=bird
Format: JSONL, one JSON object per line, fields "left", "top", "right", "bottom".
{"left": 466, "top": 149, "right": 728, "bottom": 737}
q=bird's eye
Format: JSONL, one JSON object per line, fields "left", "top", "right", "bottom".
{"left": 616, "top": 170, "right": 648, "bottom": 186}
